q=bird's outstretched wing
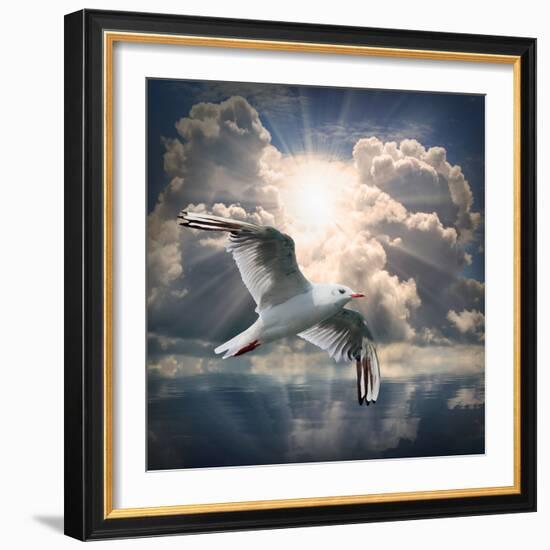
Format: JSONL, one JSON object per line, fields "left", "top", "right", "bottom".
{"left": 298, "top": 309, "right": 380, "bottom": 405}
{"left": 178, "top": 211, "right": 312, "bottom": 311}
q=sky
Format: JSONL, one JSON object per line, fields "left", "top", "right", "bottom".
{"left": 146, "top": 78, "right": 485, "bottom": 470}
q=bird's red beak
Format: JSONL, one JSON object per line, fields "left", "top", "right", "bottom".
{"left": 351, "top": 293, "right": 365, "bottom": 299}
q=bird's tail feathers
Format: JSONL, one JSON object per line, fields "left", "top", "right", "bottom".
{"left": 356, "top": 340, "right": 380, "bottom": 405}
{"left": 214, "top": 319, "right": 263, "bottom": 359}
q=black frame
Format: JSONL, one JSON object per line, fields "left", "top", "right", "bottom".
{"left": 64, "top": 9, "right": 537, "bottom": 541}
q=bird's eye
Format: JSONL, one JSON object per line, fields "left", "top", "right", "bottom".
{"left": 339, "top": 289, "right": 345, "bottom": 294}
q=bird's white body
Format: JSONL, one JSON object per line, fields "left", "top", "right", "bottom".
{"left": 262, "top": 285, "right": 343, "bottom": 341}
{"left": 179, "top": 210, "right": 381, "bottom": 404}
{"left": 217, "top": 284, "right": 352, "bottom": 356}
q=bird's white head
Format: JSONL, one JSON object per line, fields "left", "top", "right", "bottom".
{"left": 317, "top": 284, "right": 365, "bottom": 307}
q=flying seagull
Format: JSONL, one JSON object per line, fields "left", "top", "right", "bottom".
{"left": 178, "top": 211, "right": 380, "bottom": 405}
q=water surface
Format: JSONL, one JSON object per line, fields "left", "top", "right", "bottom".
{"left": 147, "top": 367, "right": 484, "bottom": 470}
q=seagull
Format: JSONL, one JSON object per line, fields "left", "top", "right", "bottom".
{"left": 178, "top": 211, "right": 381, "bottom": 405}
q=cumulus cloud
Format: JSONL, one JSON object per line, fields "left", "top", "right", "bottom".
{"left": 147, "top": 219, "right": 182, "bottom": 288}
{"left": 353, "top": 136, "right": 480, "bottom": 240}
{"left": 447, "top": 309, "right": 485, "bottom": 342}
{"left": 162, "top": 96, "right": 274, "bottom": 208}
{"left": 147, "top": 96, "right": 279, "bottom": 308}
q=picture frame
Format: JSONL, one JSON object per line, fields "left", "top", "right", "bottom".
{"left": 64, "top": 8, "right": 537, "bottom": 541}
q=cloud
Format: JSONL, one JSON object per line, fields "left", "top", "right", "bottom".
{"left": 377, "top": 342, "right": 484, "bottom": 378}
{"left": 447, "top": 309, "right": 485, "bottom": 342}
{"left": 147, "top": 339, "right": 484, "bottom": 382}
{"left": 147, "top": 94, "right": 484, "bottom": 351}
{"left": 147, "top": 96, "right": 279, "bottom": 308}
{"left": 448, "top": 277, "right": 484, "bottom": 308}
{"left": 162, "top": 96, "right": 275, "bottom": 208}
{"left": 310, "top": 121, "right": 433, "bottom": 152}
{"left": 353, "top": 137, "right": 481, "bottom": 240}
{"left": 147, "top": 206, "right": 183, "bottom": 289}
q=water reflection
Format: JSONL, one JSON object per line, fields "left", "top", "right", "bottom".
{"left": 147, "top": 367, "right": 484, "bottom": 470}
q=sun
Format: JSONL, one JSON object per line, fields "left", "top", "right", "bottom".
{"left": 282, "top": 157, "right": 354, "bottom": 234}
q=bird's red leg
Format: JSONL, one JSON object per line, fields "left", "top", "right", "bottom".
{"left": 234, "top": 340, "right": 261, "bottom": 357}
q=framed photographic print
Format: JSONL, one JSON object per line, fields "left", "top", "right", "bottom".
{"left": 64, "top": 9, "right": 536, "bottom": 540}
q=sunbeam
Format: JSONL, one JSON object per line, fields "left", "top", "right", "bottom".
{"left": 280, "top": 156, "right": 356, "bottom": 238}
